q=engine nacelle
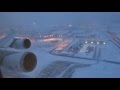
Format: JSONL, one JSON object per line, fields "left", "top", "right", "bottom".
{"left": 2, "top": 52, "right": 37, "bottom": 72}
{"left": 9, "top": 38, "right": 31, "bottom": 49}
{"left": 0, "top": 48, "right": 37, "bottom": 72}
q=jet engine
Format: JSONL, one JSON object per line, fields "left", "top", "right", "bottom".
{"left": 0, "top": 47, "right": 37, "bottom": 72}
{"left": 9, "top": 38, "right": 31, "bottom": 49}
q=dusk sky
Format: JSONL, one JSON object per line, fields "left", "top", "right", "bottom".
{"left": 0, "top": 12, "right": 120, "bottom": 28}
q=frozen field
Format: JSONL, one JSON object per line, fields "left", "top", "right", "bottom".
{"left": 1, "top": 24, "right": 120, "bottom": 78}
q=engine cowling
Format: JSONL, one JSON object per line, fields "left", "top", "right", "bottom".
{"left": 0, "top": 47, "right": 37, "bottom": 72}
{"left": 9, "top": 38, "right": 31, "bottom": 49}
{"left": 2, "top": 52, "right": 37, "bottom": 72}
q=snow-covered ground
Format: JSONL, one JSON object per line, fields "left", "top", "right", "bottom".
{"left": 73, "top": 62, "right": 120, "bottom": 78}
{"left": 1, "top": 25, "right": 120, "bottom": 78}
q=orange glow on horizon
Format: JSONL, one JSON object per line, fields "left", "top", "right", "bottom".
{"left": 55, "top": 40, "right": 69, "bottom": 50}
{"left": 42, "top": 38, "right": 62, "bottom": 42}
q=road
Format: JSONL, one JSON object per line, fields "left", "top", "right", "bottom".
{"left": 37, "top": 61, "right": 91, "bottom": 78}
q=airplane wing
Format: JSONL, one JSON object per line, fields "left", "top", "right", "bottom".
{"left": 0, "top": 30, "right": 37, "bottom": 74}
{"left": 0, "top": 33, "right": 15, "bottom": 48}
{"left": 0, "top": 28, "right": 18, "bottom": 48}
{"left": 0, "top": 27, "right": 32, "bottom": 49}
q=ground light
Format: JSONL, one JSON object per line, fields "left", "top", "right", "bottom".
{"left": 103, "top": 42, "right": 106, "bottom": 45}
{"left": 97, "top": 42, "right": 100, "bottom": 44}
{"left": 85, "top": 41, "right": 88, "bottom": 44}
{"left": 91, "top": 42, "right": 93, "bottom": 44}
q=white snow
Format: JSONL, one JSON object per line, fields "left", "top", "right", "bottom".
{"left": 1, "top": 24, "right": 120, "bottom": 78}
{"left": 73, "top": 62, "right": 120, "bottom": 78}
